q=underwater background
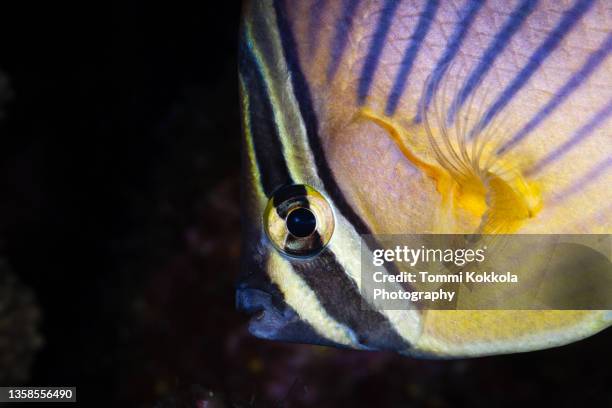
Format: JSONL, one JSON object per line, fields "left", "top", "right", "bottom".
{"left": 0, "top": 1, "right": 611, "bottom": 406}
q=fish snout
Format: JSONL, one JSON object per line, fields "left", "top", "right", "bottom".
{"left": 235, "top": 285, "right": 269, "bottom": 318}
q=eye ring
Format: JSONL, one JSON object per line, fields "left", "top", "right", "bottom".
{"left": 263, "top": 184, "right": 334, "bottom": 258}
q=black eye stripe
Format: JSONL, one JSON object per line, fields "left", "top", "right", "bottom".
{"left": 240, "top": 31, "right": 293, "bottom": 197}
{"left": 289, "top": 249, "right": 411, "bottom": 351}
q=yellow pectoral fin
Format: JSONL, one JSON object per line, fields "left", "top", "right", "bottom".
{"left": 357, "top": 108, "right": 542, "bottom": 234}
{"left": 357, "top": 108, "right": 451, "bottom": 192}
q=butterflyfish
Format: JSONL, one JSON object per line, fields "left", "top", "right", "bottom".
{"left": 237, "top": 0, "right": 612, "bottom": 357}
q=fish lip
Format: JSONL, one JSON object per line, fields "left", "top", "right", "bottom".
{"left": 235, "top": 285, "right": 269, "bottom": 316}
{"left": 235, "top": 285, "right": 288, "bottom": 339}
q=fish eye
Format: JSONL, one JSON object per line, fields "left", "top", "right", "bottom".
{"left": 263, "top": 184, "right": 334, "bottom": 258}
{"left": 286, "top": 207, "right": 317, "bottom": 237}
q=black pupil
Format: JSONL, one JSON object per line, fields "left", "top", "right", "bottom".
{"left": 286, "top": 208, "right": 316, "bottom": 238}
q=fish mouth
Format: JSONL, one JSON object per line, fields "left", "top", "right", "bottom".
{"left": 235, "top": 286, "right": 269, "bottom": 321}
{"left": 235, "top": 283, "right": 292, "bottom": 339}
{"left": 236, "top": 282, "right": 344, "bottom": 347}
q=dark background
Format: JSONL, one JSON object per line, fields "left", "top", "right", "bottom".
{"left": 0, "top": 1, "right": 611, "bottom": 407}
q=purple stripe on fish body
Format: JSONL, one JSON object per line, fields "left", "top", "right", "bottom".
{"left": 446, "top": 0, "right": 538, "bottom": 125}
{"left": 498, "top": 32, "right": 612, "bottom": 155}
{"left": 385, "top": 0, "right": 440, "bottom": 116}
{"left": 552, "top": 156, "right": 612, "bottom": 204}
{"left": 357, "top": 0, "right": 402, "bottom": 105}
{"left": 414, "top": 0, "right": 485, "bottom": 123}
{"left": 526, "top": 99, "right": 612, "bottom": 176}
{"left": 307, "top": 0, "right": 330, "bottom": 57}
{"left": 472, "top": 0, "right": 596, "bottom": 138}
{"left": 327, "top": 0, "right": 362, "bottom": 82}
